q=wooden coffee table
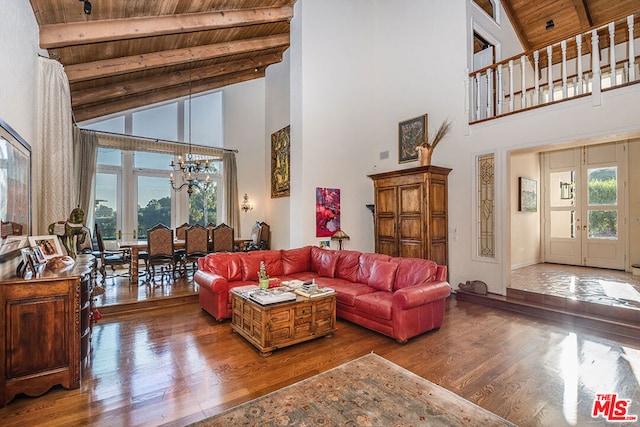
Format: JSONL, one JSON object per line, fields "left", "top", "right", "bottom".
{"left": 230, "top": 288, "right": 336, "bottom": 356}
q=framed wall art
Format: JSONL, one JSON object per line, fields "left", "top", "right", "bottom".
{"left": 316, "top": 187, "right": 340, "bottom": 237}
{"left": 271, "top": 125, "right": 290, "bottom": 198}
{"left": 398, "top": 114, "right": 427, "bottom": 163}
{"left": 518, "top": 177, "right": 537, "bottom": 212}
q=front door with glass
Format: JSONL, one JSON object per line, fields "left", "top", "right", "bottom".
{"left": 544, "top": 142, "right": 627, "bottom": 270}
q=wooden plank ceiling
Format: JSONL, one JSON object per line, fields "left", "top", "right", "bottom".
{"left": 30, "top": 1, "right": 638, "bottom": 122}
{"left": 29, "top": 0, "right": 296, "bottom": 122}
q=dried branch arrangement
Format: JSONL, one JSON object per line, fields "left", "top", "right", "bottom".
{"left": 416, "top": 119, "right": 452, "bottom": 166}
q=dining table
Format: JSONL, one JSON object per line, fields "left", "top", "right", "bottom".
{"left": 119, "top": 239, "right": 185, "bottom": 283}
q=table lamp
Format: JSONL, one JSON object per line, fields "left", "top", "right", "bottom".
{"left": 331, "top": 230, "right": 350, "bottom": 250}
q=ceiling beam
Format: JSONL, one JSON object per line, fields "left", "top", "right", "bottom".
{"left": 73, "top": 70, "right": 264, "bottom": 123}
{"left": 71, "top": 54, "right": 282, "bottom": 107}
{"left": 64, "top": 33, "right": 290, "bottom": 83}
{"left": 571, "top": 0, "right": 593, "bottom": 28}
{"left": 501, "top": 0, "right": 531, "bottom": 51}
{"left": 40, "top": 6, "right": 293, "bottom": 48}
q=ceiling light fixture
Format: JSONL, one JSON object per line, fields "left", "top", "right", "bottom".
{"left": 546, "top": 20, "right": 554, "bottom": 30}
{"left": 170, "top": 61, "right": 216, "bottom": 197}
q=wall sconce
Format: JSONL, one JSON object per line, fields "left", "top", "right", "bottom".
{"left": 241, "top": 193, "right": 253, "bottom": 213}
{"left": 331, "top": 229, "right": 350, "bottom": 250}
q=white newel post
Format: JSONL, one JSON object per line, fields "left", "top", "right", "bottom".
{"left": 464, "top": 68, "right": 471, "bottom": 122}
{"left": 533, "top": 50, "right": 540, "bottom": 105}
{"left": 521, "top": 55, "right": 526, "bottom": 109}
{"left": 475, "top": 72, "right": 481, "bottom": 120}
{"left": 609, "top": 23, "right": 616, "bottom": 86}
{"left": 592, "top": 29, "right": 602, "bottom": 106}
{"left": 508, "top": 60, "right": 514, "bottom": 112}
{"left": 487, "top": 68, "right": 493, "bottom": 117}
{"left": 497, "top": 64, "right": 503, "bottom": 115}
{"left": 561, "top": 40, "right": 568, "bottom": 99}
{"left": 547, "top": 45, "right": 554, "bottom": 102}
{"left": 628, "top": 16, "right": 636, "bottom": 82}
{"left": 577, "top": 35, "right": 583, "bottom": 94}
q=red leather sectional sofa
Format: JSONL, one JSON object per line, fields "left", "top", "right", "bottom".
{"left": 194, "top": 246, "right": 451, "bottom": 342}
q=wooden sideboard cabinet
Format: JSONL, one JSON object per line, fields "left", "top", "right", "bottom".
{"left": 0, "top": 254, "right": 95, "bottom": 406}
{"left": 368, "top": 165, "right": 451, "bottom": 266}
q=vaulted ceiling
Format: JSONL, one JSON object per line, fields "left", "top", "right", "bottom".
{"left": 29, "top": 1, "right": 639, "bottom": 123}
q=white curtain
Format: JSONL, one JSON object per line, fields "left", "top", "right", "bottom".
{"left": 37, "top": 57, "right": 74, "bottom": 234}
{"left": 223, "top": 151, "right": 240, "bottom": 237}
{"left": 73, "top": 127, "right": 98, "bottom": 228}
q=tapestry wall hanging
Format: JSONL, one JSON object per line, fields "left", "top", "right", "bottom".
{"left": 271, "top": 125, "right": 290, "bottom": 198}
{"left": 398, "top": 113, "right": 428, "bottom": 163}
{"left": 316, "top": 187, "right": 340, "bottom": 237}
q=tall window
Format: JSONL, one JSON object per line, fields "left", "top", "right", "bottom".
{"left": 84, "top": 91, "right": 223, "bottom": 244}
{"left": 477, "top": 154, "right": 495, "bottom": 258}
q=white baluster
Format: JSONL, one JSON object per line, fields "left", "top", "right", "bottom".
{"left": 521, "top": 55, "right": 527, "bottom": 109}
{"left": 609, "top": 23, "right": 616, "bottom": 86}
{"left": 475, "top": 72, "right": 481, "bottom": 120}
{"left": 561, "top": 40, "right": 568, "bottom": 99}
{"left": 624, "top": 62, "right": 629, "bottom": 83}
{"left": 577, "top": 35, "right": 583, "bottom": 94}
{"left": 533, "top": 50, "right": 540, "bottom": 105}
{"left": 547, "top": 45, "right": 554, "bottom": 102}
{"left": 487, "top": 68, "right": 493, "bottom": 117}
{"left": 628, "top": 15, "right": 636, "bottom": 81}
{"left": 508, "top": 60, "right": 514, "bottom": 112}
{"left": 572, "top": 77, "right": 577, "bottom": 97}
{"left": 592, "top": 29, "right": 601, "bottom": 105}
{"left": 497, "top": 64, "right": 503, "bottom": 115}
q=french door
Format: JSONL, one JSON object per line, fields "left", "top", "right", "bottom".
{"left": 543, "top": 142, "right": 627, "bottom": 270}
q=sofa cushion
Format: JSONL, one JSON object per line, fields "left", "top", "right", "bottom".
{"left": 354, "top": 292, "right": 393, "bottom": 320}
{"left": 330, "top": 282, "right": 377, "bottom": 306}
{"left": 356, "top": 253, "right": 392, "bottom": 284}
{"left": 391, "top": 257, "right": 438, "bottom": 290}
{"left": 240, "top": 251, "right": 264, "bottom": 281}
{"left": 310, "top": 247, "right": 339, "bottom": 278}
{"left": 282, "top": 246, "right": 312, "bottom": 275}
{"left": 335, "top": 250, "right": 360, "bottom": 282}
{"left": 368, "top": 260, "right": 398, "bottom": 292}
{"left": 202, "top": 252, "right": 242, "bottom": 281}
{"left": 263, "top": 250, "right": 284, "bottom": 276}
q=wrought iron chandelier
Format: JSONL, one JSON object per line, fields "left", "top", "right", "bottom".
{"left": 169, "top": 62, "right": 216, "bottom": 196}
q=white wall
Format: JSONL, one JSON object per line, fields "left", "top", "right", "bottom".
{"left": 223, "top": 78, "right": 266, "bottom": 239}
{"left": 0, "top": 0, "right": 40, "bottom": 144}
{"left": 265, "top": 49, "right": 291, "bottom": 249}
{"left": 510, "top": 151, "right": 541, "bottom": 268}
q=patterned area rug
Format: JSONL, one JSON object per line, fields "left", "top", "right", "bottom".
{"left": 189, "top": 353, "right": 515, "bottom": 426}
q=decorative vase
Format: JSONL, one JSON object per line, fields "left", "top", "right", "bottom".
{"left": 259, "top": 278, "right": 270, "bottom": 290}
{"left": 418, "top": 147, "right": 432, "bottom": 166}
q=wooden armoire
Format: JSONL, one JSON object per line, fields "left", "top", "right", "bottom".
{"left": 368, "top": 165, "right": 451, "bottom": 266}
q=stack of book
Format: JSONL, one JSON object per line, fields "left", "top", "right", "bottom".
{"left": 294, "top": 282, "right": 335, "bottom": 298}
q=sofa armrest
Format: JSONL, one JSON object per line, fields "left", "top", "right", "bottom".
{"left": 193, "top": 270, "right": 229, "bottom": 294}
{"left": 435, "top": 265, "right": 447, "bottom": 282}
{"left": 393, "top": 281, "right": 451, "bottom": 310}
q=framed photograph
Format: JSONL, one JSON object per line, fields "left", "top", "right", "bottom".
{"left": 20, "top": 248, "right": 36, "bottom": 275}
{"left": 271, "top": 125, "right": 290, "bottom": 198}
{"left": 518, "top": 177, "right": 537, "bottom": 212}
{"left": 398, "top": 114, "right": 427, "bottom": 163}
{"left": 29, "top": 235, "right": 64, "bottom": 260}
{"left": 32, "top": 245, "right": 47, "bottom": 264}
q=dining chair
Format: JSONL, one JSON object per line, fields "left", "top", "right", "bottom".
{"left": 184, "top": 224, "right": 209, "bottom": 274}
{"left": 145, "top": 224, "right": 177, "bottom": 283}
{"left": 212, "top": 223, "right": 234, "bottom": 252}
{"left": 206, "top": 222, "right": 216, "bottom": 252}
{"left": 95, "top": 223, "right": 131, "bottom": 285}
{"left": 258, "top": 221, "right": 271, "bottom": 250}
{"left": 174, "top": 222, "right": 190, "bottom": 269}
{"left": 243, "top": 222, "right": 262, "bottom": 251}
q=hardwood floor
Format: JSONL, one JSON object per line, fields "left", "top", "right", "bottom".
{"left": 1, "top": 295, "right": 638, "bottom": 426}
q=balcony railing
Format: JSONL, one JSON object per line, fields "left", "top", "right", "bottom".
{"left": 467, "top": 13, "right": 639, "bottom": 123}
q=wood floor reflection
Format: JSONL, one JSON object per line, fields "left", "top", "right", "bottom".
{"left": 0, "top": 295, "right": 639, "bottom": 426}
